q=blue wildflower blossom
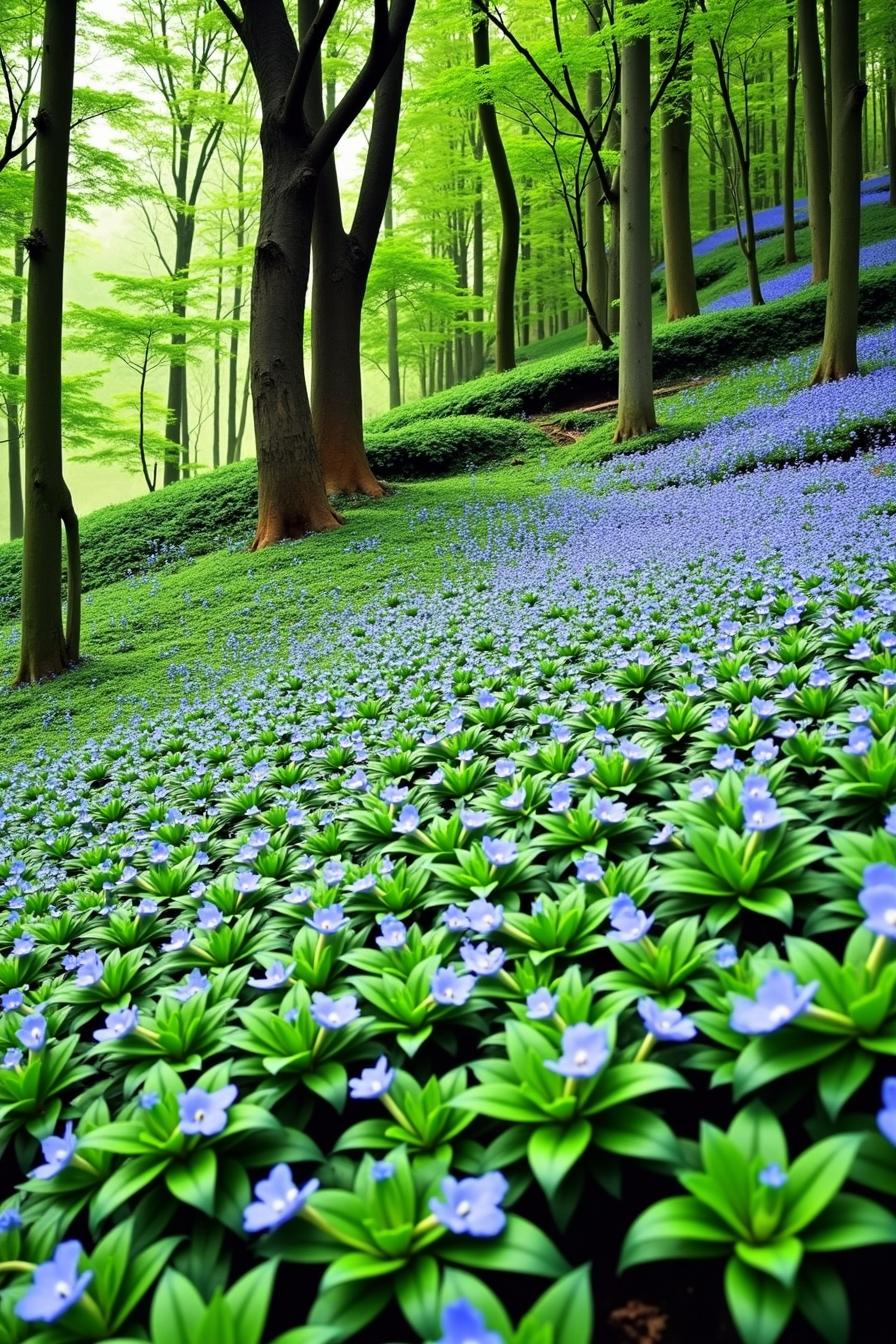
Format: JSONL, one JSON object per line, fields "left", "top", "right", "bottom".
{"left": 431, "top": 967, "right": 476, "bottom": 1006}
{"left": 545, "top": 1022, "right": 610, "bottom": 1078}
{"left": 310, "top": 992, "right": 360, "bottom": 1029}
{"left": 437, "top": 1301, "right": 503, "bottom": 1344}
{"left": 876, "top": 1078, "right": 896, "bottom": 1146}
{"left": 348, "top": 1056, "right": 394, "bottom": 1099}
{"left": 715, "top": 942, "right": 739, "bottom": 968}
{"left": 29, "top": 1122, "right": 77, "bottom": 1180}
{"left": 460, "top": 941, "right": 505, "bottom": 976}
{"left": 74, "top": 951, "right": 104, "bottom": 986}
{"left": 93, "top": 1006, "right": 138, "bottom": 1042}
{"left": 859, "top": 863, "right": 896, "bottom": 938}
{"left": 430, "top": 1172, "right": 508, "bottom": 1237}
{"left": 393, "top": 804, "right": 420, "bottom": 834}
{"left": 15, "top": 1241, "right": 93, "bottom": 1324}
{"left": 730, "top": 970, "right": 818, "bottom": 1035}
{"left": 0, "top": 1209, "right": 22, "bottom": 1231}
{"left": 371, "top": 1160, "right": 395, "bottom": 1182}
{"left": 481, "top": 836, "right": 518, "bottom": 866}
{"left": 443, "top": 905, "right": 470, "bottom": 932}
{"left": 16, "top": 1014, "right": 46, "bottom": 1052}
{"left": 1, "top": 988, "right": 24, "bottom": 1011}
{"left": 575, "top": 853, "right": 605, "bottom": 882}
{"left": 170, "top": 968, "right": 210, "bottom": 1001}
{"left": 248, "top": 961, "right": 294, "bottom": 990}
{"left": 178, "top": 1084, "right": 237, "bottom": 1136}
{"left": 307, "top": 905, "right": 348, "bottom": 935}
{"left": 243, "top": 1164, "right": 319, "bottom": 1233}
{"left": 607, "top": 895, "right": 654, "bottom": 943}
{"left": 376, "top": 915, "right": 407, "bottom": 949}
{"left": 526, "top": 987, "right": 557, "bottom": 1020}
{"left": 637, "top": 997, "right": 697, "bottom": 1041}
{"left": 758, "top": 1163, "right": 788, "bottom": 1188}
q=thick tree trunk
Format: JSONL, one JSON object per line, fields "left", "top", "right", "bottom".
{"left": 797, "top": 0, "right": 831, "bottom": 281}
{"left": 783, "top": 16, "right": 798, "bottom": 263}
{"left": 586, "top": 11, "right": 608, "bottom": 344}
{"left": 6, "top": 231, "right": 25, "bottom": 540}
{"left": 823, "top": 0, "right": 833, "bottom": 157}
{"left": 473, "top": 6, "right": 519, "bottom": 372}
{"left": 607, "top": 111, "right": 621, "bottom": 336}
{"left": 17, "top": 0, "right": 80, "bottom": 684}
{"left": 660, "top": 44, "right": 699, "bottom": 321}
{"left": 614, "top": 8, "right": 656, "bottom": 442}
{"left": 813, "top": 0, "right": 866, "bottom": 382}
{"left": 250, "top": 131, "right": 340, "bottom": 548}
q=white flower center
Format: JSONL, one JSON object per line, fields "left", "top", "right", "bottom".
{"left": 573, "top": 1049, "right": 590, "bottom": 1067}
{"left": 456, "top": 1200, "right": 472, "bottom": 1216}
{"left": 885, "top": 908, "right": 896, "bottom": 926}
{"left": 55, "top": 1281, "right": 71, "bottom": 1300}
{"left": 768, "top": 1004, "right": 791, "bottom": 1024}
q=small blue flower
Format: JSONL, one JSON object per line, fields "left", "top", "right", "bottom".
{"left": 243, "top": 1163, "right": 319, "bottom": 1233}
{"left": 2, "top": 1048, "right": 23, "bottom": 1069}
{"left": 139, "top": 1091, "right": 160, "bottom": 1110}
{"left": 178, "top": 1084, "right": 238, "bottom": 1136}
{"left": 637, "top": 997, "right": 697, "bottom": 1042}
{"left": 459, "top": 807, "right": 489, "bottom": 830}
{"left": 29, "top": 1122, "right": 77, "bottom": 1180}
{"left": 16, "top": 1013, "right": 47, "bottom": 1052}
{"left": 136, "top": 898, "right": 159, "bottom": 917}
{"left": 466, "top": 899, "right": 504, "bottom": 933}
{"left": 431, "top": 967, "right": 476, "bottom": 1006}
{"left": 730, "top": 970, "right": 818, "bottom": 1035}
{"left": 148, "top": 841, "right": 170, "bottom": 865}
{"left": 437, "top": 1300, "right": 503, "bottom": 1344}
{"left": 15, "top": 1240, "right": 93, "bottom": 1323}
{"left": 545, "top": 1022, "right": 610, "bottom": 1078}
{"left": 93, "top": 1006, "right": 138, "bottom": 1042}
{"left": 307, "top": 905, "right": 348, "bottom": 935}
{"left": 526, "top": 987, "right": 557, "bottom": 1020}
{"left": 196, "top": 902, "right": 222, "bottom": 929}
{"left": 482, "top": 836, "right": 518, "bottom": 867}
{"left": 393, "top": 804, "right": 420, "bottom": 834}
{"left": 12, "top": 934, "right": 35, "bottom": 956}
{"left": 607, "top": 895, "right": 653, "bottom": 943}
{"left": 161, "top": 928, "right": 192, "bottom": 952}
{"left": 459, "top": 941, "right": 505, "bottom": 976}
{"left": 690, "top": 777, "right": 718, "bottom": 801}
{"left": 592, "top": 796, "right": 628, "bottom": 823}
{"left": 743, "top": 793, "right": 784, "bottom": 832}
{"left": 0, "top": 1209, "right": 22, "bottom": 1231}
{"left": 575, "top": 854, "right": 604, "bottom": 883}
{"left": 310, "top": 992, "right": 360, "bottom": 1030}
{"left": 548, "top": 782, "right": 573, "bottom": 813}
{"left": 371, "top": 1160, "right": 395, "bottom": 1182}
{"left": 859, "top": 863, "right": 896, "bottom": 939}
{"left": 714, "top": 942, "right": 739, "bottom": 968}
{"left": 758, "top": 1163, "right": 788, "bottom": 1188}
{"left": 74, "top": 951, "right": 104, "bottom": 987}
{"left": 348, "top": 1056, "right": 394, "bottom": 1099}
{"left": 376, "top": 915, "right": 407, "bottom": 950}
{"left": 443, "top": 905, "right": 470, "bottom": 932}
{"left": 170, "top": 968, "right": 210, "bottom": 1001}
{"left": 248, "top": 961, "right": 294, "bottom": 991}
{"left": 430, "top": 1172, "right": 508, "bottom": 1237}
{"left": 1, "top": 989, "right": 24, "bottom": 1011}
{"left": 876, "top": 1077, "right": 896, "bottom": 1146}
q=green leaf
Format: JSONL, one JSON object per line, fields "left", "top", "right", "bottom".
{"left": 795, "top": 1261, "right": 850, "bottom": 1344}
{"left": 111, "top": 1236, "right": 181, "bottom": 1330}
{"left": 91, "top": 1156, "right": 171, "bottom": 1230}
{"left": 307, "top": 1281, "right": 392, "bottom": 1339}
{"left": 439, "top": 1268, "right": 514, "bottom": 1342}
{"left": 779, "top": 1134, "right": 863, "bottom": 1235}
{"left": 724, "top": 1256, "right": 795, "bottom": 1344}
{"left": 451, "top": 1083, "right": 545, "bottom": 1122}
{"left": 800, "top": 1193, "right": 896, "bottom": 1251}
{"left": 732, "top": 1033, "right": 842, "bottom": 1100}
{"left": 149, "top": 1270, "right": 207, "bottom": 1344}
{"left": 734, "top": 1237, "right": 802, "bottom": 1289}
{"left": 817, "top": 1048, "right": 875, "bottom": 1120}
{"left": 165, "top": 1148, "right": 218, "bottom": 1217}
{"left": 440, "top": 1214, "right": 569, "bottom": 1278}
{"left": 394, "top": 1255, "right": 440, "bottom": 1338}
{"left": 619, "top": 1196, "right": 732, "bottom": 1272}
{"left": 319, "top": 1252, "right": 406, "bottom": 1292}
{"left": 520, "top": 1264, "right": 594, "bottom": 1344}
{"left": 224, "top": 1261, "right": 279, "bottom": 1344}
{"left": 527, "top": 1121, "right": 592, "bottom": 1199}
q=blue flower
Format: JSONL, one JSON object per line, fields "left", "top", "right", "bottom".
{"left": 592, "top": 796, "right": 628, "bottom": 823}
{"left": 15, "top": 1240, "right": 93, "bottom": 1323}
{"left": 161, "top": 928, "right": 192, "bottom": 952}
{"left": 2, "top": 1048, "right": 22, "bottom": 1069}
{"left": 371, "top": 1160, "right": 395, "bottom": 1182}
{"left": 393, "top": 804, "right": 420, "bottom": 834}
{"left": 459, "top": 807, "right": 489, "bottom": 830}
{"left": 248, "top": 961, "right": 294, "bottom": 990}
{"left": 459, "top": 941, "right": 505, "bottom": 976}
{"left": 443, "top": 905, "right": 470, "bottom": 932}
{"left": 16, "top": 1013, "right": 47, "bottom": 1052}
{"left": 482, "top": 836, "right": 518, "bottom": 867}
{"left": 466, "top": 899, "right": 504, "bottom": 933}
{"left": 348, "top": 1056, "right": 394, "bottom": 1099}
{"left": 637, "top": 997, "right": 697, "bottom": 1041}
{"left": 12, "top": 934, "right": 35, "bottom": 956}
{"left": 758, "top": 1163, "right": 788, "bottom": 1188}
{"left": 310, "top": 992, "right": 360, "bottom": 1030}
{"left": 1, "top": 988, "right": 24, "bottom": 1011}
{"left": 139, "top": 1091, "right": 160, "bottom": 1110}
{"left": 607, "top": 895, "right": 653, "bottom": 943}
{"left": 690, "top": 777, "right": 718, "bottom": 801}
{"left": 575, "top": 853, "right": 604, "bottom": 883}
{"left": 243, "top": 1163, "right": 319, "bottom": 1233}
{"left": 876, "top": 1077, "right": 896, "bottom": 1146}
{"left": 730, "top": 970, "right": 818, "bottom": 1035}
{"left": 29, "top": 1121, "right": 77, "bottom": 1180}
{"left": 74, "top": 951, "right": 104, "bottom": 986}
{"left": 437, "top": 1300, "right": 503, "bottom": 1344}
{"left": 548, "top": 782, "right": 573, "bottom": 812}
{"left": 714, "top": 942, "right": 739, "bottom": 968}
{"left": 170, "top": 968, "right": 210, "bottom": 1001}
{"left": 307, "top": 905, "right": 348, "bottom": 935}
{"left": 0, "top": 1209, "right": 22, "bottom": 1231}
{"left": 431, "top": 967, "right": 476, "bottom": 1006}
{"left": 376, "top": 915, "right": 407, "bottom": 950}
{"left": 545, "top": 1022, "right": 610, "bottom": 1078}
{"left": 148, "top": 841, "right": 170, "bottom": 864}
{"left": 430, "top": 1172, "right": 508, "bottom": 1237}
{"left": 743, "top": 793, "right": 784, "bottom": 832}
{"left": 859, "top": 863, "right": 896, "bottom": 938}
{"left": 526, "top": 987, "right": 557, "bottom": 1020}
{"left": 93, "top": 1006, "right": 138, "bottom": 1042}
{"left": 196, "top": 902, "right": 222, "bottom": 929}
{"left": 178, "top": 1084, "right": 238, "bottom": 1136}
{"left": 136, "top": 898, "right": 159, "bottom": 917}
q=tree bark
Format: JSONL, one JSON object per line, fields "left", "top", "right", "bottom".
{"left": 813, "top": 0, "right": 866, "bottom": 382}
{"left": 887, "top": 65, "right": 896, "bottom": 206}
{"left": 226, "top": 152, "right": 247, "bottom": 465}
{"left": 586, "top": 9, "right": 608, "bottom": 343}
{"left": 660, "top": 42, "right": 699, "bottom": 321}
{"left": 6, "top": 228, "right": 25, "bottom": 541}
{"left": 797, "top": 0, "right": 831, "bottom": 282}
{"left": 385, "top": 188, "right": 402, "bottom": 403}
{"left": 473, "top": 4, "right": 519, "bottom": 372}
{"left": 606, "top": 110, "right": 621, "bottom": 336}
{"left": 17, "top": 0, "right": 80, "bottom": 683}
{"left": 783, "top": 16, "right": 798, "bottom": 263}
{"left": 308, "top": 4, "right": 405, "bottom": 497}
{"left": 614, "top": 3, "right": 656, "bottom": 442}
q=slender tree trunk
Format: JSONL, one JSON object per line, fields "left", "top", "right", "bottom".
{"left": 226, "top": 161, "right": 246, "bottom": 466}
{"left": 614, "top": 3, "right": 656, "bottom": 442}
{"left": 813, "top": 0, "right": 866, "bottom": 382}
{"left": 798, "top": 0, "right": 831, "bottom": 281}
{"left": 660, "top": 43, "right": 699, "bottom": 320}
{"left": 768, "top": 49, "right": 781, "bottom": 206}
{"left": 471, "top": 151, "right": 485, "bottom": 374}
{"left": 385, "top": 189, "right": 402, "bottom": 405}
{"left": 586, "top": 9, "right": 608, "bottom": 343}
{"left": 709, "top": 40, "right": 763, "bottom": 305}
{"left": 607, "top": 110, "right": 621, "bottom": 336}
{"left": 473, "top": 4, "right": 519, "bottom": 372}
{"left": 17, "top": 0, "right": 80, "bottom": 684}
{"left": 250, "top": 131, "right": 340, "bottom": 548}
{"left": 887, "top": 65, "right": 896, "bottom": 206}
{"left": 162, "top": 188, "right": 195, "bottom": 485}
{"left": 707, "top": 83, "right": 718, "bottom": 231}
{"left": 823, "top": 0, "right": 833, "bottom": 156}
{"left": 212, "top": 216, "right": 224, "bottom": 469}
{"left": 6, "top": 232, "right": 25, "bottom": 541}
{"left": 784, "top": 16, "right": 798, "bottom": 262}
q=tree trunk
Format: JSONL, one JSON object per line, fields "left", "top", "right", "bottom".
{"left": 823, "top": 0, "right": 833, "bottom": 157}
{"left": 887, "top": 66, "right": 896, "bottom": 206}
{"left": 6, "top": 231, "right": 25, "bottom": 541}
{"left": 660, "top": 43, "right": 699, "bottom": 321}
{"left": 708, "top": 83, "right": 718, "bottom": 231}
{"left": 471, "top": 142, "right": 485, "bottom": 375}
{"left": 586, "top": 10, "right": 608, "bottom": 343}
{"left": 784, "top": 16, "right": 798, "bottom": 263}
{"left": 212, "top": 216, "right": 224, "bottom": 469}
{"left": 813, "top": 0, "right": 866, "bottom": 382}
{"left": 614, "top": 5, "right": 656, "bottom": 442}
{"left": 162, "top": 195, "right": 195, "bottom": 486}
{"left": 17, "top": 0, "right": 80, "bottom": 684}
{"left": 250, "top": 129, "right": 340, "bottom": 548}
{"left": 797, "top": 0, "right": 831, "bottom": 281}
{"left": 473, "top": 5, "right": 519, "bottom": 372}
{"left": 768, "top": 49, "right": 781, "bottom": 207}
{"left": 226, "top": 158, "right": 246, "bottom": 466}
{"left": 607, "top": 110, "right": 621, "bottom": 336}
{"left": 385, "top": 189, "right": 402, "bottom": 404}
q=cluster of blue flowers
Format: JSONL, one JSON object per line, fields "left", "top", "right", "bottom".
{"left": 706, "top": 235, "right": 896, "bottom": 313}
{"left": 1, "top": 322, "right": 896, "bottom": 1341}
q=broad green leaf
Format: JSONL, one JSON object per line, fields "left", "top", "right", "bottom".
{"left": 724, "top": 1256, "right": 795, "bottom": 1344}
{"left": 165, "top": 1148, "right": 218, "bottom": 1217}
{"left": 527, "top": 1120, "right": 591, "bottom": 1199}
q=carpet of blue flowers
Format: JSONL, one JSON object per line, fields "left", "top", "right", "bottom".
{"left": 3, "top": 343, "right": 896, "bottom": 1344}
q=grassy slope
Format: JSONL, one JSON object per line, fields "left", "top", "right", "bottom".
{"left": 519, "top": 202, "right": 895, "bottom": 365}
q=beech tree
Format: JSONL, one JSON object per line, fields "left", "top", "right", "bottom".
{"left": 17, "top": 0, "right": 80, "bottom": 683}
{"left": 797, "top": 0, "right": 831, "bottom": 282}
{"left": 215, "top": 0, "right": 416, "bottom": 547}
